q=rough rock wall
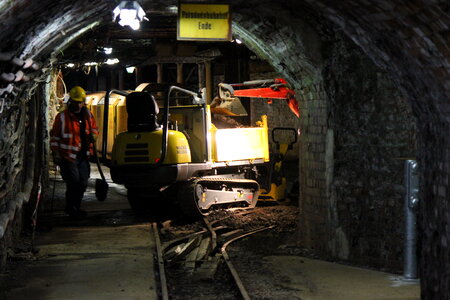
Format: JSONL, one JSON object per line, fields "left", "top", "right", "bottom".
{"left": 0, "top": 0, "right": 108, "bottom": 269}
{"left": 324, "top": 33, "right": 416, "bottom": 270}
{"left": 0, "top": 87, "right": 48, "bottom": 270}
{"left": 299, "top": 1, "right": 449, "bottom": 296}
{"left": 234, "top": 3, "right": 416, "bottom": 273}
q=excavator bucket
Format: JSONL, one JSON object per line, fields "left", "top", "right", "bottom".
{"left": 210, "top": 83, "right": 248, "bottom": 116}
{"left": 211, "top": 78, "right": 300, "bottom": 118}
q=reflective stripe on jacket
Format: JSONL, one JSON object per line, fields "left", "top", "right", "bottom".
{"left": 50, "top": 108, "right": 98, "bottom": 162}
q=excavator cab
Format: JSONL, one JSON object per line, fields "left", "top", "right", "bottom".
{"left": 126, "top": 92, "right": 160, "bottom": 132}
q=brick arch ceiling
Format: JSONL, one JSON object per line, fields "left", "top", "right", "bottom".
{"left": 0, "top": 0, "right": 448, "bottom": 298}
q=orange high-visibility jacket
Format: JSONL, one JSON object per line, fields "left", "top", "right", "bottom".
{"left": 50, "top": 108, "right": 99, "bottom": 162}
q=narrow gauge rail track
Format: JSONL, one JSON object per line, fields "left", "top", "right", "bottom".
{"left": 152, "top": 211, "right": 275, "bottom": 300}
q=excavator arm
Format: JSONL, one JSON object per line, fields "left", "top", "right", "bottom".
{"left": 212, "top": 78, "right": 300, "bottom": 117}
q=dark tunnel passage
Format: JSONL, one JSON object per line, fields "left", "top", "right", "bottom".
{"left": 0, "top": 1, "right": 448, "bottom": 298}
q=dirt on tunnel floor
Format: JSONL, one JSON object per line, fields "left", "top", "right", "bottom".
{"left": 0, "top": 164, "right": 418, "bottom": 300}
{"left": 0, "top": 164, "right": 302, "bottom": 299}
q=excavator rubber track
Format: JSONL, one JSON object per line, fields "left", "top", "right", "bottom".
{"left": 177, "top": 178, "right": 260, "bottom": 218}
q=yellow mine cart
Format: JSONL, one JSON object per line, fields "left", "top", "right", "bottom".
{"left": 88, "top": 92, "right": 127, "bottom": 159}
{"left": 90, "top": 95, "right": 105, "bottom": 156}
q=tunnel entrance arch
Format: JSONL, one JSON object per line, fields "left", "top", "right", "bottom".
{"left": 0, "top": 1, "right": 448, "bottom": 298}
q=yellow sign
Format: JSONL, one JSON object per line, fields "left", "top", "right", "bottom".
{"left": 178, "top": 3, "right": 231, "bottom": 41}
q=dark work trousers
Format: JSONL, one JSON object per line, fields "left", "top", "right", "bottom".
{"left": 59, "top": 157, "right": 90, "bottom": 211}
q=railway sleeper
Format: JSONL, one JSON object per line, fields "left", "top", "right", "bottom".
{"left": 194, "top": 254, "right": 222, "bottom": 280}
{"left": 164, "top": 235, "right": 202, "bottom": 265}
{"left": 163, "top": 226, "right": 243, "bottom": 264}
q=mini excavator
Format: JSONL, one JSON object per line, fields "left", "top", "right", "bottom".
{"left": 109, "top": 78, "right": 299, "bottom": 217}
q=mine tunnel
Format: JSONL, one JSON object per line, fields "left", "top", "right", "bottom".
{"left": 0, "top": 1, "right": 448, "bottom": 299}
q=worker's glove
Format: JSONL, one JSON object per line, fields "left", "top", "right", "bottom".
{"left": 52, "top": 152, "right": 62, "bottom": 165}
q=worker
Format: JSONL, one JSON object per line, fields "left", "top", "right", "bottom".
{"left": 50, "top": 86, "right": 98, "bottom": 218}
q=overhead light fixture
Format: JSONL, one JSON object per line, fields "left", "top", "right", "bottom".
{"left": 103, "top": 47, "right": 113, "bottom": 55}
{"left": 113, "top": 1, "right": 147, "bottom": 31}
{"left": 126, "top": 66, "right": 136, "bottom": 73}
{"left": 66, "top": 63, "right": 75, "bottom": 68}
{"left": 97, "top": 47, "right": 113, "bottom": 54}
{"left": 84, "top": 62, "right": 98, "bottom": 66}
{"left": 234, "top": 39, "right": 243, "bottom": 44}
{"left": 105, "top": 58, "right": 120, "bottom": 65}
{"left": 167, "top": 5, "right": 178, "bottom": 13}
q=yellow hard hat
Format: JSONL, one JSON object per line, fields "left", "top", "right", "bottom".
{"left": 69, "top": 86, "right": 86, "bottom": 102}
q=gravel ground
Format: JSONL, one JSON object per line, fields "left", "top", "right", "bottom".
{"left": 2, "top": 167, "right": 304, "bottom": 300}
{"left": 159, "top": 204, "right": 304, "bottom": 300}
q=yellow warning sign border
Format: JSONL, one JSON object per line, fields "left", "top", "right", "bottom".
{"left": 177, "top": 2, "right": 232, "bottom": 42}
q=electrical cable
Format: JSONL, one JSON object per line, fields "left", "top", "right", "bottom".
{"left": 51, "top": 71, "right": 67, "bottom": 102}
{"left": 31, "top": 178, "right": 42, "bottom": 253}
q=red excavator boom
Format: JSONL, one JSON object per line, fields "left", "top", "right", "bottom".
{"left": 214, "top": 78, "right": 300, "bottom": 117}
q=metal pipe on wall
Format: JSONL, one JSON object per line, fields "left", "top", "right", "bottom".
{"left": 404, "top": 159, "right": 419, "bottom": 280}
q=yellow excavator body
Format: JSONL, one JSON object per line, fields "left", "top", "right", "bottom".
{"left": 111, "top": 130, "right": 192, "bottom": 165}
{"left": 92, "top": 79, "right": 298, "bottom": 217}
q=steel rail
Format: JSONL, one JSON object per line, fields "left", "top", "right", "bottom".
{"left": 220, "top": 225, "right": 275, "bottom": 300}
{"left": 152, "top": 223, "right": 169, "bottom": 300}
{"left": 202, "top": 217, "right": 217, "bottom": 252}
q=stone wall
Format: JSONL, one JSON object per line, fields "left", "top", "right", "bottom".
{"left": 297, "top": 80, "right": 331, "bottom": 257}
{"left": 324, "top": 33, "right": 416, "bottom": 270}
{"left": 0, "top": 85, "right": 48, "bottom": 270}
{"left": 234, "top": 5, "right": 417, "bottom": 272}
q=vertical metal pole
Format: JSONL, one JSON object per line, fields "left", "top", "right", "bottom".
{"left": 101, "top": 92, "right": 110, "bottom": 160}
{"left": 110, "top": 69, "right": 117, "bottom": 89}
{"left": 198, "top": 63, "right": 205, "bottom": 93}
{"left": 135, "top": 67, "right": 142, "bottom": 87}
{"left": 205, "top": 61, "right": 212, "bottom": 104}
{"left": 157, "top": 63, "right": 163, "bottom": 84}
{"left": 404, "top": 160, "right": 419, "bottom": 279}
{"left": 157, "top": 63, "right": 164, "bottom": 98}
{"left": 176, "top": 63, "right": 184, "bottom": 85}
{"left": 118, "top": 69, "right": 124, "bottom": 90}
